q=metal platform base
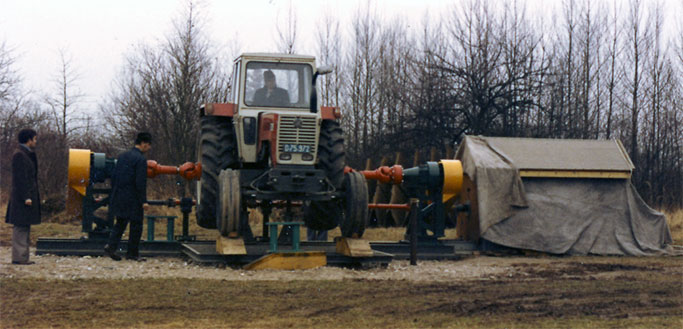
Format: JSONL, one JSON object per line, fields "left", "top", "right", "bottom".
{"left": 369, "top": 240, "right": 478, "bottom": 260}
{"left": 36, "top": 238, "right": 183, "bottom": 257}
{"left": 36, "top": 238, "right": 393, "bottom": 267}
{"left": 36, "top": 238, "right": 479, "bottom": 265}
{"left": 182, "top": 241, "right": 392, "bottom": 267}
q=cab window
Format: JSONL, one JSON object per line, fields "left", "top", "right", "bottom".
{"left": 244, "top": 62, "right": 312, "bottom": 108}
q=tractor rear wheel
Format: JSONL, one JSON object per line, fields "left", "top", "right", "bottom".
{"left": 339, "top": 171, "right": 369, "bottom": 237}
{"left": 217, "top": 169, "right": 241, "bottom": 236}
{"left": 302, "top": 120, "right": 345, "bottom": 231}
{"left": 197, "top": 115, "right": 237, "bottom": 229}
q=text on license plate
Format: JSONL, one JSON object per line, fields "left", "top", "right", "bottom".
{"left": 283, "top": 144, "right": 311, "bottom": 153}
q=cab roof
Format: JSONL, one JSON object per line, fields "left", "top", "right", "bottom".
{"left": 236, "top": 53, "right": 316, "bottom": 63}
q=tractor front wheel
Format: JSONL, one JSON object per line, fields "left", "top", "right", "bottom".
{"left": 217, "top": 169, "right": 241, "bottom": 237}
{"left": 302, "top": 120, "right": 345, "bottom": 231}
{"left": 339, "top": 171, "right": 369, "bottom": 237}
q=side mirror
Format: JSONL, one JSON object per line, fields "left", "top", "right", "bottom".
{"left": 310, "top": 66, "right": 334, "bottom": 114}
{"left": 316, "top": 66, "right": 333, "bottom": 75}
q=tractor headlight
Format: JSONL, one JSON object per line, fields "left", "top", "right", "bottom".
{"left": 301, "top": 153, "right": 313, "bottom": 161}
{"left": 279, "top": 153, "right": 292, "bottom": 161}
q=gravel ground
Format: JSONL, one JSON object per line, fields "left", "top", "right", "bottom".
{"left": 0, "top": 247, "right": 542, "bottom": 281}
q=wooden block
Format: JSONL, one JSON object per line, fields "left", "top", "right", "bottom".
{"left": 335, "top": 237, "right": 374, "bottom": 257}
{"left": 216, "top": 235, "right": 247, "bottom": 255}
{"left": 243, "top": 251, "right": 326, "bottom": 270}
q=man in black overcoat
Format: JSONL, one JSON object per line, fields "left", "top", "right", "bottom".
{"left": 253, "top": 70, "right": 290, "bottom": 106}
{"left": 104, "top": 132, "right": 152, "bottom": 261}
{"left": 6, "top": 128, "right": 41, "bottom": 265}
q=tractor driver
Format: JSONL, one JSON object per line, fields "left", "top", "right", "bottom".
{"left": 253, "top": 70, "right": 290, "bottom": 106}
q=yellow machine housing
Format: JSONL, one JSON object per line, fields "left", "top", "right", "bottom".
{"left": 66, "top": 149, "right": 92, "bottom": 220}
{"left": 439, "top": 159, "right": 463, "bottom": 203}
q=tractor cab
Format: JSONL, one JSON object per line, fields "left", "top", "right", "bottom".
{"left": 226, "top": 53, "right": 331, "bottom": 166}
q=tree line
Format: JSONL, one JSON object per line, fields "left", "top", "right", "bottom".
{"left": 323, "top": 0, "right": 682, "bottom": 210}
{"left": 1, "top": 0, "right": 681, "bottom": 215}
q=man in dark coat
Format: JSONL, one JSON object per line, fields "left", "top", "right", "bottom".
{"left": 104, "top": 132, "right": 152, "bottom": 261}
{"left": 6, "top": 128, "right": 41, "bottom": 265}
{"left": 253, "top": 70, "right": 290, "bottom": 106}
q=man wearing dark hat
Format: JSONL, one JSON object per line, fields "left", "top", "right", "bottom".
{"left": 6, "top": 128, "right": 41, "bottom": 265}
{"left": 104, "top": 132, "right": 152, "bottom": 261}
{"left": 253, "top": 70, "right": 290, "bottom": 106}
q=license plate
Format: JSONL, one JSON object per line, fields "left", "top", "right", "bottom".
{"left": 282, "top": 144, "right": 311, "bottom": 153}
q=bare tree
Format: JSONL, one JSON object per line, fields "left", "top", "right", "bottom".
{"left": 344, "top": 3, "right": 382, "bottom": 165}
{"left": 44, "top": 48, "right": 84, "bottom": 145}
{"left": 315, "top": 11, "right": 343, "bottom": 108}
{"left": 102, "top": 0, "right": 231, "bottom": 195}
{"left": 0, "top": 41, "right": 20, "bottom": 102}
{"left": 275, "top": 0, "right": 298, "bottom": 54}
{"left": 604, "top": 0, "right": 623, "bottom": 139}
{"left": 435, "top": 0, "right": 545, "bottom": 138}
{"left": 623, "top": 0, "right": 652, "bottom": 183}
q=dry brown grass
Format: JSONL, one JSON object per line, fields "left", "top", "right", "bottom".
{"left": 666, "top": 209, "right": 683, "bottom": 245}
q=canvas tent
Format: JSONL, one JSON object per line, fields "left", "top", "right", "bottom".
{"left": 454, "top": 135, "right": 672, "bottom": 256}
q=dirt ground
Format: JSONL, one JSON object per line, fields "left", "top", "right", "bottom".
{"left": 1, "top": 246, "right": 681, "bottom": 328}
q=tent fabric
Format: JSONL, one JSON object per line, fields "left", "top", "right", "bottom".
{"left": 455, "top": 135, "right": 672, "bottom": 256}
{"left": 454, "top": 136, "right": 528, "bottom": 234}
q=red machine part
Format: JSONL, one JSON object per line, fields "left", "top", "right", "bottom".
{"left": 147, "top": 160, "right": 202, "bottom": 180}
{"left": 202, "top": 103, "right": 235, "bottom": 117}
{"left": 321, "top": 106, "right": 341, "bottom": 120}
{"left": 345, "top": 164, "right": 409, "bottom": 211}
{"left": 347, "top": 165, "right": 404, "bottom": 185}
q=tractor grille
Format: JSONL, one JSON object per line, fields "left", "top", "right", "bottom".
{"left": 277, "top": 115, "right": 318, "bottom": 155}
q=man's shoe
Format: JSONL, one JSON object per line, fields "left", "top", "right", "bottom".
{"left": 11, "top": 261, "right": 35, "bottom": 265}
{"left": 104, "top": 246, "right": 122, "bottom": 261}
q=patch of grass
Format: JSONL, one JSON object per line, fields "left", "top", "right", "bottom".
{"left": 665, "top": 209, "right": 683, "bottom": 245}
{"left": 0, "top": 221, "right": 81, "bottom": 247}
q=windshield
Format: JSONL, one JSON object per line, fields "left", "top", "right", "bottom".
{"left": 244, "top": 61, "right": 312, "bottom": 108}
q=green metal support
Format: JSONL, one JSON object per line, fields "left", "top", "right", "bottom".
{"left": 146, "top": 216, "right": 177, "bottom": 241}
{"left": 266, "top": 222, "right": 301, "bottom": 253}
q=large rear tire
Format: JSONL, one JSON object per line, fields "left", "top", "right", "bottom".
{"left": 217, "top": 169, "right": 241, "bottom": 236}
{"left": 302, "top": 120, "right": 345, "bottom": 231}
{"left": 316, "top": 120, "right": 345, "bottom": 189}
{"left": 339, "top": 171, "right": 369, "bottom": 237}
{"left": 197, "top": 115, "right": 237, "bottom": 229}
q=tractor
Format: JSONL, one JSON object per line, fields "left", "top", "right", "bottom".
{"left": 196, "top": 53, "right": 368, "bottom": 241}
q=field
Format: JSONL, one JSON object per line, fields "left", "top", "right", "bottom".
{"left": 0, "top": 205, "right": 682, "bottom": 328}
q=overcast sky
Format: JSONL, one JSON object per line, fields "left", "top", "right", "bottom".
{"left": 1, "top": 0, "right": 680, "bottom": 114}
{"left": 0, "top": 0, "right": 456, "bottom": 113}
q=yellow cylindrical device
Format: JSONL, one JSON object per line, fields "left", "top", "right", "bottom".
{"left": 68, "top": 149, "right": 91, "bottom": 195}
{"left": 66, "top": 149, "right": 91, "bottom": 218}
{"left": 439, "top": 159, "right": 463, "bottom": 203}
